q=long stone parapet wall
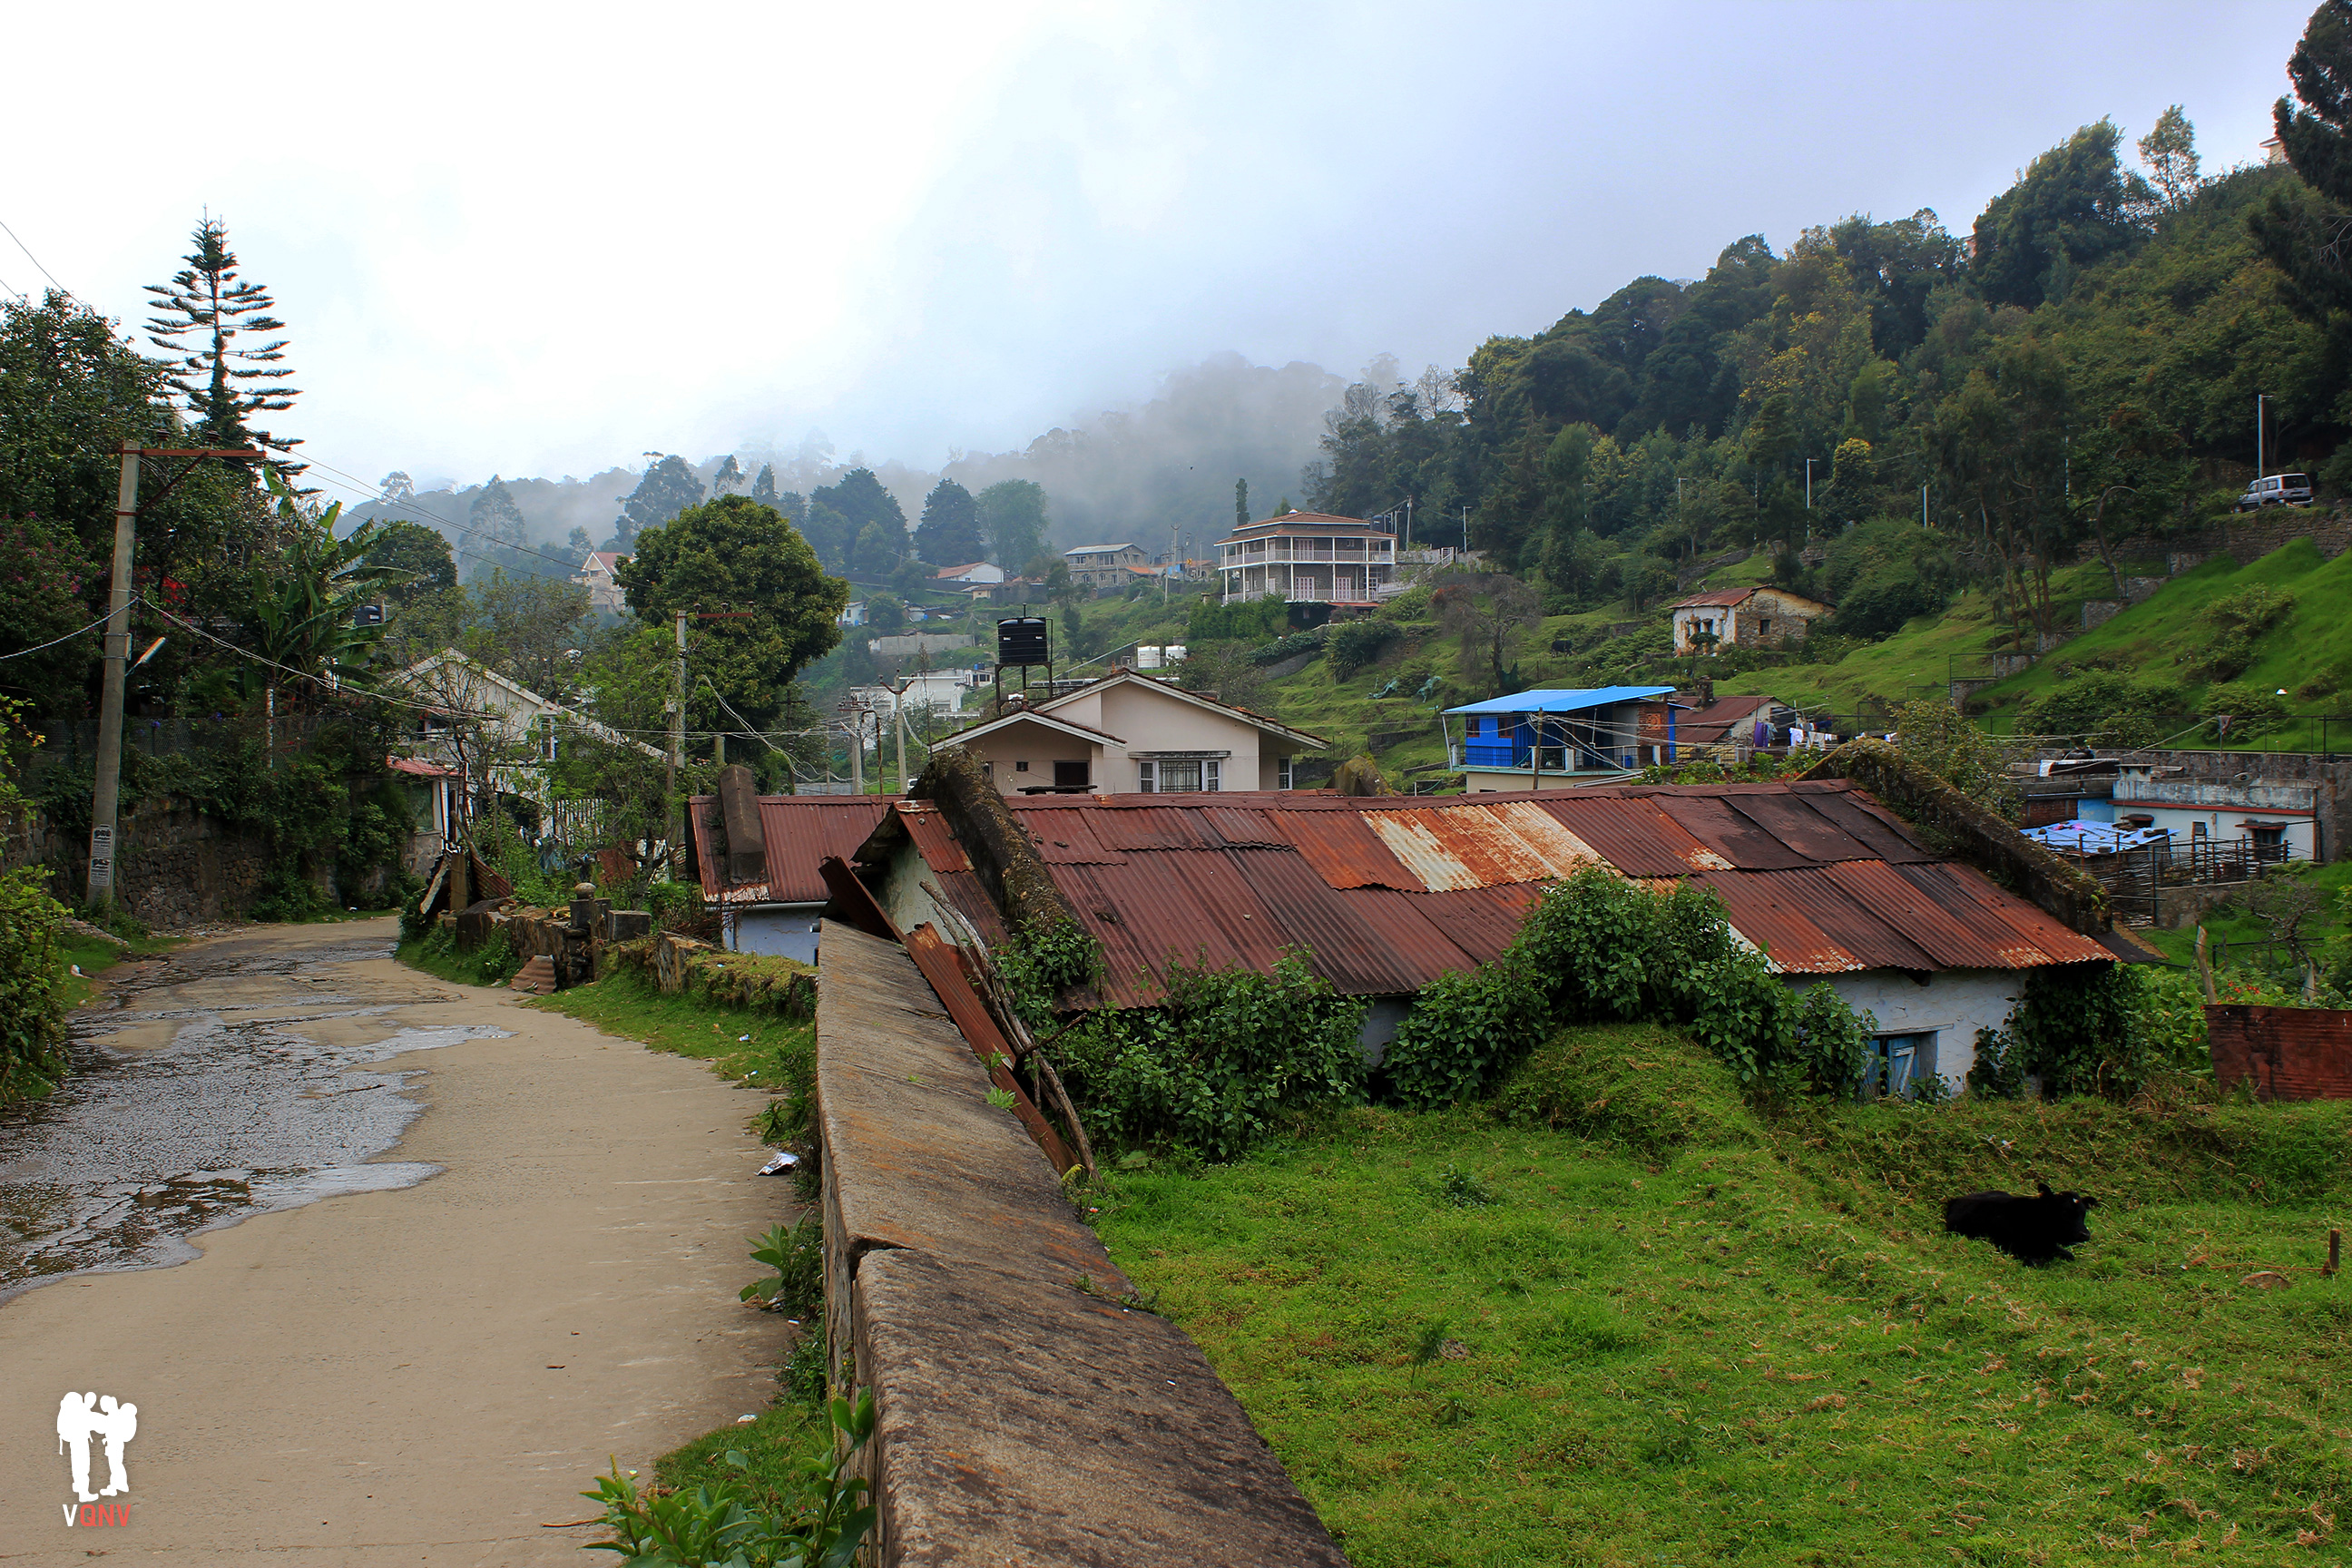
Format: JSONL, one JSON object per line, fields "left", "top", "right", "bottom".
{"left": 813, "top": 919, "right": 1350, "bottom": 1566}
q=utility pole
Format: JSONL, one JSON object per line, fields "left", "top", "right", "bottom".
{"left": 894, "top": 689, "right": 908, "bottom": 794}
{"left": 1921, "top": 484, "right": 1929, "bottom": 529}
{"left": 2258, "top": 393, "right": 2269, "bottom": 480}
{"left": 848, "top": 712, "right": 863, "bottom": 794}
{"left": 669, "top": 610, "right": 686, "bottom": 869}
{"left": 1462, "top": 505, "right": 1470, "bottom": 554}
{"left": 1805, "top": 458, "right": 1817, "bottom": 511}
{"left": 88, "top": 444, "right": 258, "bottom": 906}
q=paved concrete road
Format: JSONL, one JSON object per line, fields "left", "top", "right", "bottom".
{"left": 0, "top": 918, "right": 790, "bottom": 1565}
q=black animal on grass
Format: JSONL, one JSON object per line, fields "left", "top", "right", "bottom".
{"left": 1942, "top": 1181, "right": 2098, "bottom": 1265}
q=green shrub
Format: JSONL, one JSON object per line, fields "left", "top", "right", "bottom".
{"left": 2200, "top": 682, "right": 2292, "bottom": 741}
{"left": 0, "top": 864, "right": 69, "bottom": 1101}
{"left": 582, "top": 1390, "right": 876, "bottom": 1566}
{"left": 1975, "top": 964, "right": 2205, "bottom": 1102}
{"left": 1387, "top": 870, "right": 1870, "bottom": 1104}
{"left": 1249, "top": 630, "right": 1325, "bottom": 667}
{"left": 472, "top": 931, "right": 523, "bottom": 985}
{"left": 1328, "top": 619, "right": 1400, "bottom": 679}
{"left": 740, "top": 1216, "right": 823, "bottom": 1317}
{"left": 1385, "top": 959, "right": 1545, "bottom": 1108}
{"left": 647, "top": 879, "right": 705, "bottom": 934}
{"left": 1054, "top": 948, "right": 1366, "bottom": 1161}
{"left": 2017, "top": 672, "right": 2182, "bottom": 744}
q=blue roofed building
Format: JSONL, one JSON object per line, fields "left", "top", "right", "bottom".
{"left": 1444, "top": 686, "right": 1682, "bottom": 791}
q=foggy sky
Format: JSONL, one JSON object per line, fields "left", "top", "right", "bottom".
{"left": 0, "top": 0, "right": 2318, "bottom": 510}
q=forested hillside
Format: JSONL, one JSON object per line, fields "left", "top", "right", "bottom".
{"left": 1302, "top": 113, "right": 2339, "bottom": 665}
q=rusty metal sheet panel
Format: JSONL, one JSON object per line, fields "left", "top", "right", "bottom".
{"left": 1787, "top": 785, "right": 1935, "bottom": 863}
{"left": 1263, "top": 808, "right": 1425, "bottom": 890}
{"left": 1482, "top": 800, "right": 1607, "bottom": 877}
{"left": 1536, "top": 796, "right": 1732, "bottom": 877}
{"left": 1357, "top": 884, "right": 1541, "bottom": 971}
{"left": 1896, "top": 859, "right": 2115, "bottom": 966}
{"left": 1222, "top": 848, "right": 1436, "bottom": 995}
{"left": 1362, "top": 805, "right": 1592, "bottom": 890}
{"left": 1335, "top": 889, "right": 1485, "bottom": 988}
{"left": 1086, "top": 805, "right": 1213, "bottom": 852}
{"left": 1644, "top": 792, "right": 1814, "bottom": 870}
{"left": 1717, "top": 789, "right": 1878, "bottom": 863}
{"left": 1056, "top": 851, "right": 1282, "bottom": 1000}
{"left": 750, "top": 797, "right": 896, "bottom": 903}
{"left": 931, "top": 868, "right": 1011, "bottom": 948}
{"left": 1708, "top": 867, "right": 1940, "bottom": 973}
{"left": 898, "top": 803, "right": 973, "bottom": 874}
{"left": 1200, "top": 805, "right": 1284, "bottom": 848}
{"left": 1818, "top": 860, "right": 2032, "bottom": 970}
{"left": 1689, "top": 871, "right": 1863, "bottom": 973}
{"left": 1014, "top": 808, "right": 1126, "bottom": 865}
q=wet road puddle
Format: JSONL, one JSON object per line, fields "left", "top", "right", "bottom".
{"left": 0, "top": 932, "right": 508, "bottom": 1299}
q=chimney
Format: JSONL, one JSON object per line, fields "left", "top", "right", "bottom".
{"left": 716, "top": 764, "right": 768, "bottom": 887}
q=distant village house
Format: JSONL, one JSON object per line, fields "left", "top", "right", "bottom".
{"left": 935, "top": 667, "right": 1324, "bottom": 794}
{"left": 1668, "top": 585, "right": 1832, "bottom": 654}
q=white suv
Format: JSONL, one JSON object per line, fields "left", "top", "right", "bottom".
{"left": 2238, "top": 473, "right": 2313, "bottom": 510}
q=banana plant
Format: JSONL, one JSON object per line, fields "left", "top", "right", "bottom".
{"left": 237, "top": 468, "right": 408, "bottom": 696}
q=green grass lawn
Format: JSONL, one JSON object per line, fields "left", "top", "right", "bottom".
{"left": 1090, "top": 1027, "right": 2352, "bottom": 1566}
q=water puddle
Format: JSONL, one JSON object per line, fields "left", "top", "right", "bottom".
{"left": 0, "top": 1014, "right": 510, "bottom": 1299}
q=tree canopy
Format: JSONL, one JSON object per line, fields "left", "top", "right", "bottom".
{"left": 614, "top": 494, "right": 847, "bottom": 731}
{"left": 914, "top": 478, "right": 985, "bottom": 565}
{"left": 611, "top": 455, "right": 707, "bottom": 549}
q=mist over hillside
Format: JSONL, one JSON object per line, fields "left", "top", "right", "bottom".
{"left": 345, "top": 351, "right": 1351, "bottom": 572}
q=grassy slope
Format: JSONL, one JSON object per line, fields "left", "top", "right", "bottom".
{"left": 56, "top": 930, "right": 180, "bottom": 1012}
{"left": 1093, "top": 1026, "right": 2352, "bottom": 1567}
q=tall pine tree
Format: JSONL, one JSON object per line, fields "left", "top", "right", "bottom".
{"left": 143, "top": 215, "right": 302, "bottom": 458}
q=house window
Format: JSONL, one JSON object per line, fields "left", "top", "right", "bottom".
{"left": 1279, "top": 756, "right": 1294, "bottom": 791}
{"left": 2249, "top": 825, "right": 2288, "bottom": 863}
{"left": 1867, "top": 1033, "right": 1936, "bottom": 1098}
{"left": 1053, "top": 760, "right": 1090, "bottom": 790}
{"left": 1014, "top": 760, "right": 1030, "bottom": 772}
{"left": 980, "top": 762, "right": 993, "bottom": 779}
{"left": 1139, "top": 758, "right": 1220, "bottom": 792}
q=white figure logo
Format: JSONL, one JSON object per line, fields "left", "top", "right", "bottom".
{"left": 55, "top": 1391, "right": 137, "bottom": 1503}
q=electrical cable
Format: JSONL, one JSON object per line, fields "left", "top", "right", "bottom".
{"left": 0, "top": 216, "right": 73, "bottom": 299}
{"left": 0, "top": 608, "right": 116, "bottom": 660}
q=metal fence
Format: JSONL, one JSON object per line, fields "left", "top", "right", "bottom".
{"left": 2055, "top": 834, "right": 2305, "bottom": 926}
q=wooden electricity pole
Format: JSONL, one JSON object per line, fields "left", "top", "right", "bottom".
{"left": 87, "top": 444, "right": 259, "bottom": 905}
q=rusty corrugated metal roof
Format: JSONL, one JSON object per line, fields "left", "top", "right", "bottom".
{"left": 690, "top": 795, "right": 895, "bottom": 903}
{"left": 878, "top": 782, "right": 2112, "bottom": 1003}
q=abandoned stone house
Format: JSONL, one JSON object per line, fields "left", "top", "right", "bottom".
{"left": 1668, "top": 585, "right": 1834, "bottom": 654}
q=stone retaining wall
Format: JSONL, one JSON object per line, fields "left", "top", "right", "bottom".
{"left": 2, "top": 799, "right": 272, "bottom": 926}
{"left": 813, "top": 918, "right": 1350, "bottom": 1566}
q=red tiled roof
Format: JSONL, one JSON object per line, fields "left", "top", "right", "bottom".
{"left": 690, "top": 795, "right": 897, "bottom": 904}
{"left": 872, "top": 781, "right": 2112, "bottom": 1005}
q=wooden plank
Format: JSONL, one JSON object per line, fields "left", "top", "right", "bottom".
{"left": 902, "top": 923, "right": 1079, "bottom": 1177}
{"left": 820, "top": 854, "right": 900, "bottom": 942}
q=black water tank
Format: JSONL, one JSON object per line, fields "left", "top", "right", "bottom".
{"left": 997, "top": 616, "right": 1049, "bottom": 668}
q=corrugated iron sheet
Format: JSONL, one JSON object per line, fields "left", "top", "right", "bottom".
{"left": 1645, "top": 793, "right": 1815, "bottom": 871}
{"left": 751, "top": 798, "right": 896, "bottom": 903}
{"left": 1362, "top": 804, "right": 1594, "bottom": 891}
{"left": 1717, "top": 789, "right": 1878, "bottom": 863}
{"left": 1536, "top": 796, "right": 1734, "bottom": 876}
{"left": 1785, "top": 786, "right": 1935, "bottom": 863}
{"left": 1015, "top": 808, "right": 1126, "bottom": 865}
{"left": 887, "top": 779, "right": 2115, "bottom": 1002}
{"left": 1263, "top": 807, "right": 1422, "bottom": 889}
{"left": 898, "top": 803, "right": 972, "bottom": 874}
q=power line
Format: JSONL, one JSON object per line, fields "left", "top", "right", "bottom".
{"left": 0, "top": 607, "right": 114, "bottom": 660}
{"left": 0, "top": 215, "right": 72, "bottom": 299}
